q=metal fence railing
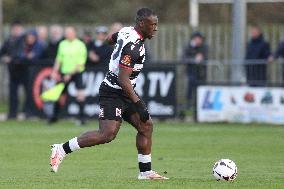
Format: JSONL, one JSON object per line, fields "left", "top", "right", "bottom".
{"left": 172, "top": 59, "right": 284, "bottom": 118}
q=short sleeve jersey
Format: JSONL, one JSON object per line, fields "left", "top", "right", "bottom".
{"left": 103, "top": 27, "right": 146, "bottom": 89}
{"left": 56, "top": 39, "right": 87, "bottom": 74}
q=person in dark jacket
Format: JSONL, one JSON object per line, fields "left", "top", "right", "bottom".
{"left": 82, "top": 30, "right": 93, "bottom": 51}
{"left": 88, "top": 26, "right": 113, "bottom": 65}
{"left": 0, "top": 22, "right": 24, "bottom": 64}
{"left": 16, "top": 30, "right": 45, "bottom": 118}
{"left": 81, "top": 30, "right": 94, "bottom": 65}
{"left": 269, "top": 37, "right": 284, "bottom": 84}
{"left": 182, "top": 31, "right": 208, "bottom": 108}
{"left": 17, "top": 30, "right": 45, "bottom": 62}
{"left": 36, "top": 25, "right": 49, "bottom": 55}
{"left": 45, "top": 25, "right": 63, "bottom": 60}
{"left": 274, "top": 39, "right": 284, "bottom": 60}
{"left": 0, "top": 21, "right": 25, "bottom": 119}
{"left": 245, "top": 26, "right": 271, "bottom": 86}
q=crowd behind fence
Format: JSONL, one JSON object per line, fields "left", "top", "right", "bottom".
{"left": 1, "top": 24, "right": 284, "bottom": 61}
{"left": 1, "top": 22, "right": 284, "bottom": 119}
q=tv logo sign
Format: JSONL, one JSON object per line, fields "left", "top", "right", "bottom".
{"left": 202, "top": 90, "right": 223, "bottom": 111}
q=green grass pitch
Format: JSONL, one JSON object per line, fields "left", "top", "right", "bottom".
{"left": 0, "top": 120, "right": 283, "bottom": 189}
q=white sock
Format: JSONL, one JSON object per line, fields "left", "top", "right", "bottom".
{"left": 69, "top": 137, "right": 81, "bottom": 152}
{"left": 138, "top": 154, "right": 151, "bottom": 163}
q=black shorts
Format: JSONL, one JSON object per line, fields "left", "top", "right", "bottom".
{"left": 61, "top": 72, "right": 84, "bottom": 90}
{"left": 98, "top": 82, "right": 145, "bottom": 122}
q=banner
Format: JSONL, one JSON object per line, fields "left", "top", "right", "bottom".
{"left": 29, "top": 64, "right": 176, "bottom": 118}
{"left": 197, "top": 86, "right": 284, "bottom": 124}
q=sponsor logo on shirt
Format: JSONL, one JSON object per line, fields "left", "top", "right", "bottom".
{"left": 121, "top": 55, "right": 131, "bottom": 66}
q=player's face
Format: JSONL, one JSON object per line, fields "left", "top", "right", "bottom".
{"left": 141, "top": 15, "right": 158, "bottom": 39}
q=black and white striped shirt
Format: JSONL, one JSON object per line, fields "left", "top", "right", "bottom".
{"left": 102, "top": 26, "right": 146, "bottom": 90}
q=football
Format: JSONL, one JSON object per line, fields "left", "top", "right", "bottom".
{"left": 212, "top": 159, "right": 238, "bottom": 181}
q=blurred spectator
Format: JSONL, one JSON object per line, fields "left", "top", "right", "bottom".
{"left": 45, "top": 25, "right": 63, "bottom": 59}
{"left": 36, "top": 25, "right": 49, "bottom": 48}
{"left": 81, "top": 30, "right": 93, "bottom": 50}
{"left": 0, "top": 21, "right": 26, "bottom": 119}
{"left": 182, "top": 31, "right": 208, "bottom": 108}
{"left": 17, "top": 30, "right": 45, "bottom": 62}
{"left": 88, "top": 26, "right": 113, "bottom": 64}
{"left": 36, "top": 25, "right": 49, "bottom": 58}
{"left": 49, "top": 26, "right": 87, "bottom": 125}
{"left": 183, "top": 32, "right": 208, "bottom": 63}
{"left": 81, "top": 30, "right": 94, "bottom": 64}
{"left": 15, "top": 30, "right": 45, "bottom": 118}
{"left": 270, "top": 37, "right": 284, "bottom": 83}
{"left": 245, "top": 26, "right": 271, "bottom": 86}
{"left": 273, "top": 39, "right": 284, "bottom": 60}
{"left": 0, "top": 21, "right": 24, "bottom": 64}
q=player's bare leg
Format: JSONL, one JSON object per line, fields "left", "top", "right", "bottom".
{"left": 127, "top": 113, "right": 168, "bottom": 180}
{"left": 128, "top": 113, "right": 152, "bottom": 154}
{"left": 77, "top": 120, "right": 121, "bottom": 147}
{"left": 50, "top": 120, "right": 121, "bottom": 172}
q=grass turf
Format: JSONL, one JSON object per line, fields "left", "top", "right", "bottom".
{"left": 0, "top": 120, "right": 283, "bottom": 189}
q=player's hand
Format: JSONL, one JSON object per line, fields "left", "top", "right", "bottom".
{"left": 134, "top": 100, "right": 149, "bottom": 122}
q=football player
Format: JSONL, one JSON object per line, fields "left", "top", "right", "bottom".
{"left": 50, "top": 7, "right": 168, "bottom": 180}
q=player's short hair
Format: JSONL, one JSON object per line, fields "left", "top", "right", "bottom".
{"left": 135, "top": 8, "right": 156, "bottom": 23}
